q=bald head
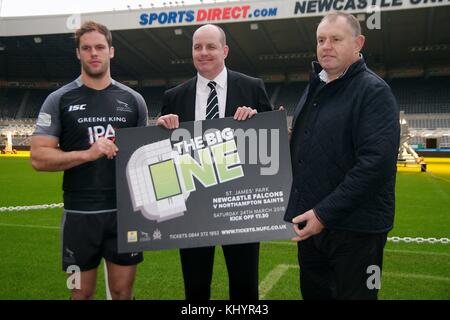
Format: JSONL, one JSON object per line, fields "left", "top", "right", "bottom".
{"left": 193, "top": 24, "right": 227, "bottom": 47}
{"left": 192, "top": 24, "right": 229, "bottom": 80}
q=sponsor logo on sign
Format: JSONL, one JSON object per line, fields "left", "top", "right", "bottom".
{"left": 127, "top": 231, "right": 138, "bottom": 243}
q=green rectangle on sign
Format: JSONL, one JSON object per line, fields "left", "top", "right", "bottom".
{"left": 149, "top": 159, "right": 182, "bottom": 200}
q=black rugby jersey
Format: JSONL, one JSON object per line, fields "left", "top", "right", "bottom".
{"left": 34, "top": 77, "right": 148, "bottom": 213}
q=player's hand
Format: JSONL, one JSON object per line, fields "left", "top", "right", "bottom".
{"left": 86, "top": 137, "right": 118, "bottom": 161}
{"left": 157, "top": 114, "right": 179, "bottom": 129}
{"left": 233, "top": 106, "right": 257, "bottom": 121}
{"left": 291, "top": 209, "right": 324, "bottom": 241}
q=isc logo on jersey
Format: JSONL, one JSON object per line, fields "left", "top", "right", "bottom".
{"left": 68, "top": 104, "right": 86, "bottom": 112}
{"left": 88, "top": 124, "right": 116, "bottom": 144}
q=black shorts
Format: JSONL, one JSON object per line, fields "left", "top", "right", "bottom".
{"left": 61, "top": 210, "right": 143, "bottom": 272}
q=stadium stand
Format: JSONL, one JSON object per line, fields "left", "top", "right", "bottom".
{"left": 440, "top": 136, "right": 450, "bottom": 148}
{"left": 407, "top": 118, "right": 450, "bottom": 129}
{"left": 0, "top": 89, "right": 23, "bottom": 119}
{"left": 140, "top": 86, "right": 165, "bottom": 118}
{"left": 390, "top": 76, "right": 450, "bottom": 114}
{"left": 388, "top": 76, "right": 450, "bottom": 150}
{"left": 0, "top": 86, "right": 167, "bottom": 119}
{"left": 21, "top": 89, "right": 53, "bottom": 118}
{"left": 1, "top": 75, "right": 450, "bottom": 149}
{"left": 264, "top": 82, "right": 278, "bottom": 98}
{"left": 273, "top": 82, "right": 308, "bottom": 115}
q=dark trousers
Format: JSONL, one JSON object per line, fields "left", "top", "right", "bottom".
{"left": 179, "top": 242, "right": 260, "bottom": 300}
{"left": 298, "top": 229, "right": 387, "bottom": 300}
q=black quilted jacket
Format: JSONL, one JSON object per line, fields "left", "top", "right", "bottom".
{"left": 285, "top": 58, "right": 400, "bottom": 233}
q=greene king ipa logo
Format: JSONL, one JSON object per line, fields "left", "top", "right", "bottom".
{"left": 126, "top": 127, "right": 244, "bottom": 222}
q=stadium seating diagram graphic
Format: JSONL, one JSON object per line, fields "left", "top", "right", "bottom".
{"left": 126, "top": 139, "right": 190, "bottom": 222}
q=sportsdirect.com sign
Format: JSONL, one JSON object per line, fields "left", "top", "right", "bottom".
{"left": 137, "top": 0, "right": 450, "bottom": 28}
{"left": 139, "top": 5, "right": 278, "bottom": 26}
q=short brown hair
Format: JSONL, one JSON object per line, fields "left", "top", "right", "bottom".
{"left": 320, "top": 12, "right": 362, "bottom": 37}
{"left": 75, "top": 21, "right": 112, "bottom": 48}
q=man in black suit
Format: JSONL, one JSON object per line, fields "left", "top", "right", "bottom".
{"left": 157, "top": 24, "right": 272, "bottom": 300}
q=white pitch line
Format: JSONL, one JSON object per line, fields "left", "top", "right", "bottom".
{"left": 259, "top": 264, "right": 296, "bottom": 300}
{"left": 426, "top": 171, "right": 450, "bottom": 183}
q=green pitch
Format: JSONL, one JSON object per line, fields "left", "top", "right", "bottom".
{"left": 0, "top": 157, "right": 448, "bottom": 300}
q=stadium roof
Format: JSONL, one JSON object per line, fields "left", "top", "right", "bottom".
{"left": 1, "top": 0, "right": 450, "bottom": 85}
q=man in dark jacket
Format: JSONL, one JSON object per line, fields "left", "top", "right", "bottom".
{"left": 285, "top": 12, "right": 400, "bottom": 299}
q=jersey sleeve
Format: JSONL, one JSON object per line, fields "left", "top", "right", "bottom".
{"left": 33, "top": 92, "right": 62, "bottom": 138}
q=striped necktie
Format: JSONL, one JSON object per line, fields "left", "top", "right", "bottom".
{"left": 206, "top": 81, "right": 219, "bottom": 119}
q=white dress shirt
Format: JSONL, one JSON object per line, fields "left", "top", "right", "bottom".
{"left": 195, "top": 67, "right": 228, "bottom": 121}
